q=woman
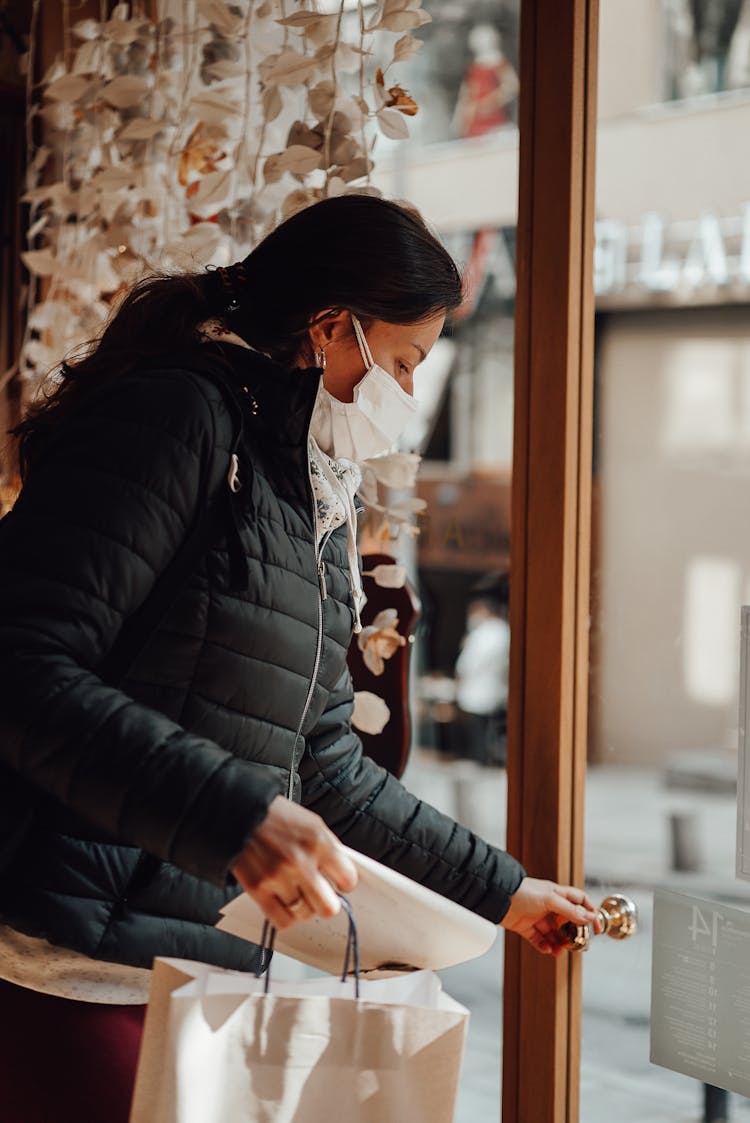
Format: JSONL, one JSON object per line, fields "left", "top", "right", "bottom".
{"left": 0, "top": 195, "right": 596, "bottom": 1122}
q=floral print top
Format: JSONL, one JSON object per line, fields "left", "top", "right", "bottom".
{"left": 308, "top": 442, "right": 362, "bottom": 542}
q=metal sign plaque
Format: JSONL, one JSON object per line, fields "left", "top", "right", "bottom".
{"left": 737, "top": 606, "right": 750, "bottom": 881}
{"left": 651, "top": 889, "right": 750, "bottom": 1096}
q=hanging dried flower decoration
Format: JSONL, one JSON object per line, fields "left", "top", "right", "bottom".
{"left": 357, "top": 608, "right": 407, "bottom": 676}
{"left": 19, "top": 0, "right": 432, "bottom": 387}
{"left": 358, "top": 451, "right": 427, "bottom": 545}
{"left": 352, "top": 690, "right": 391, "bottom": 736}
{"left": 375, "top": 67, "right": 418, "bottom": 115}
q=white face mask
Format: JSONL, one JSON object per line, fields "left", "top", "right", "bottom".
{"left": 309, "top": 314, "right": 419, "bottom": 461}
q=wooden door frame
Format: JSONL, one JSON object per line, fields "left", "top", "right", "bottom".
{"left": 502, "top": 1, "right": 599, "bottom": 1121}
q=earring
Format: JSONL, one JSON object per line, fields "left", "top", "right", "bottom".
{"left": 315, "top": 347, "right": 327, "bottom": 370}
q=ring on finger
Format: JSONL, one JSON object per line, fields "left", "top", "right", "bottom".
{"left": 284, "top": 895, "right": 306, "bottom": 914}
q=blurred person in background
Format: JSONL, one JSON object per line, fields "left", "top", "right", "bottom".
{"left": 455, "top": 593, "right": 510, "bottom": 766}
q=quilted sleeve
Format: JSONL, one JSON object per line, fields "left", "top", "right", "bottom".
{"left": 300, "top": 667, "right": 525, "bottom": 923}
{"left": 0, "top": 369, "right": 284, "bottom": 886}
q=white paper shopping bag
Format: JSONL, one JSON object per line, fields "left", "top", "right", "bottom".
{"left": 129, "top": 955, "right": 469, "bottom": 1123}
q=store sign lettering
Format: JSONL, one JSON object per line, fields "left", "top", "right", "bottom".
{"left": 596, "top": 207, "right": 750, "bottom": 297}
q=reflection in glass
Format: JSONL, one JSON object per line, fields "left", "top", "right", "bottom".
{"left": 665, "top": 0, "right": 750, "bottom": 100}
{"left": 366, "top": 4, "right": 520, "bottom": 1121}
{"left": 583, "top": 2, "right": 750, "bottom": 1117}
{"left": 395, "top": 0, "right": 520, "bottom": 145}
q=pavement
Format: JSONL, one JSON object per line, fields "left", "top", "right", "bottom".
{"left": 399, "top": 749, "right": 750, "bottom": 1123}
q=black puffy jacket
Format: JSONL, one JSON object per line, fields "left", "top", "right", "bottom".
{"left": 0, "top": 342, "right": 524, "bottom": 971}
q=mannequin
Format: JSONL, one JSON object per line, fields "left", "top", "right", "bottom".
{"left": 453, "top": 23, "right": 519, "bottom": 138}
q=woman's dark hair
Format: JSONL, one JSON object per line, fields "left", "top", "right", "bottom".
{"left": 13, "top": 195, "right": 463, "bottom": 474}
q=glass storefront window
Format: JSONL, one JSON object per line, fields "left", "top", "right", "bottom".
{"left": 581, "top": 1, "right": 750, "bottom": 1118}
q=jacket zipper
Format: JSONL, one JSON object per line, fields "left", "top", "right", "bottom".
{"left": 286, "top": 524, "right": 334, "bottom": 800}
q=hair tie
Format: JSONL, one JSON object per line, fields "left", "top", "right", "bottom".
{"left": 207, "top": 261, "right": 249, "bottom": 313}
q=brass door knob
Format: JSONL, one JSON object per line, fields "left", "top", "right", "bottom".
{"left": 561, "top": 894, "right": 638, "bottom": 952}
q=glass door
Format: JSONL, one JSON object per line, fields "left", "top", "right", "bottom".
{"left": 580, "top": 1, "right": 750, "bottom": 1119}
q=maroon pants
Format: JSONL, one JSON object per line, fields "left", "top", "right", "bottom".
{"left": 0, "top": 978, "right": 146, "bottom": 1123}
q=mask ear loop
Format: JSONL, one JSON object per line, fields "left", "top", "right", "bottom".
{"left": 350, "top": 314, "right": 374, "bottom": 372}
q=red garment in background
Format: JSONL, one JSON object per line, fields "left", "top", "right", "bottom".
{"left": 460, "top": 61, "right": 511, "bottom": 137}
{"left": 0, "top": 978, "right": 146, "bottom": 1123}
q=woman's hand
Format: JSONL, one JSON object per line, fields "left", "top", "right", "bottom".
{"left": 501, "top": 877, "right": 601, "bottom": 956}
{"left": 231, "top": 795, "right": 358, "bottom": 930}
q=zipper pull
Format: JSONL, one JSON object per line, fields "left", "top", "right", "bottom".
{"left": 227, "top": 453, "right": 242, "bottom": 493}
{"left": 318, "top": 559, "right": 328, "bottom": 600}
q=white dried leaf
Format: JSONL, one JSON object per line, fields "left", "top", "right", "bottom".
{"left": 361, "top": 451, "right": 421, "bottom": 488}
{"left": 276, "top": 11, "right": 327, "bottom": 28}
{"left": 326, "top": 176, "right": 347, "bottom": 197}
{"left": 97, "top": 107, "right": 123, "bottom": 143}
{"left": 362, "top": 564, "right": 407, "bottom": 589}
{"left": 26, "top": 214, "right": 49, "bottom": 240}
{"left": 166, "top": 222, "right": 225, "bottom": 266}
{"left": 93, "top": 251, "right": 122, "bottom": 292}
{"left": 265, "top": 49, "right": 317, "bottom": 87}
{"left": 383, "top": 0, "right": 423, "bottom": 13}
{"left": 262, "top": 85, "right": 283, "bottom": 122}
{"left": 372, "top": 608, "right": 400, "bottom": 629}
{"left": 96, "top": 192, "right": 127, "bottom": 224}
{"left": 307, "top": 15, "right": 341, "bottom": 48}
{"left": 334, "top": 42, "right": 366, "bottom": 74}
{"left": 118, "top": 117, "right": 166, "bottom": 140}
{"left": 189, "top": 170, "right": 236, "bottom": 217}
{"left": 329, "top": 137, "right": 357, "bottom": 167}
{"left": 389, "top": 496, "right": 427, "bottom": 516}
{"left": 337, "top": 94, "right": 365, "bottom": 128}
{"left": 393, "top": 33, "right": 424, "bottom": 61}
{"left": 102, "top": 15, "right": 144, "bottom": 44}
{"left": 72, "top": 18, "right": 101, "bottom": 40}
{"left": 206, "top": 58, "right": 247, "bottom": 80}
{"left": 373, "top": 8, "right": 430, "bottom": 31}
{"left": 373, "top": 79, "right": 388, "bottom": 110}
{"left": 28, "top": 300, "right": 70, "bottom": 330}
{"left": 197, "top": 0, "right": 243, "bottom": 36}
{"left": 190, "top": 91, "right": 243, "bottom": 124}
{"left": 258, "top": 51, "right": 280, "bottom": 83}
{"left": 352, "top": 691, "right": 390, "bottom": 735}
{"left": 281, "top": 188, "right": 317, "bottom": 220}
{"left": 21, "top": 250, "right": 59, "bottom": 277}
{"left": 91, "top": 166, "right": 138, "bottom": 190}
{"left": 23, "top": 339, "right": 56, "bottom": 370}
{"left": 30, "top": 145, "right": 51, "bottom": 173}
{"left": 308, "top": 80, "right": 335, "bottom": 120}
{"left": 45, "top": 73, "right": 92, "bottom": 103}
{"left": 377, "top": 106, "right": 410, "bottom": 140}
{"left": 287, "top": 119, "right": 323, "bottom": 150}
{"left": 112, "top": 256, "right": 146, "bottom": 287}
{"left": 278, "top": 144, "right": 322, "bottom": 174}
{"left": 101, "top": 75, "right": 151, "bottom": 109}
{"left": 263, "top": 154, "right": 285, "bottom": 184}
{"left": 345, "top": 184, "right": 383, "bottom": 199}
{"left": 41, "top": 58, "right": 66, "bottom": 86}
{"left": 22, "top": 181, "right": 70, "bottom": 207}
{"left": 73, "top": 40, "right": 102, "bottom": 74}
{"left": 77, "top": 185, "right": 98, "bottom": 216}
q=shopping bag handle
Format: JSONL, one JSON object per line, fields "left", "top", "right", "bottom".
{"left": 257, "top": 894, "right": 360, "bottom": 998}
